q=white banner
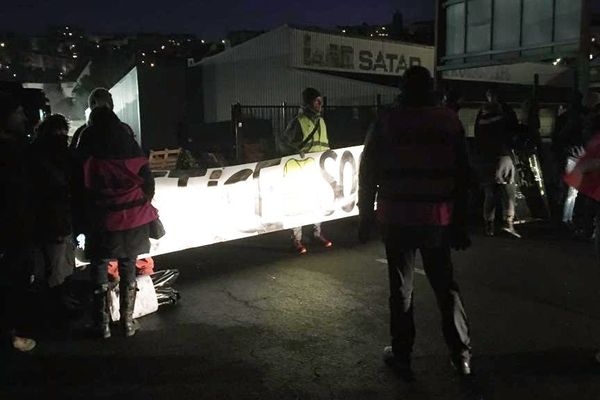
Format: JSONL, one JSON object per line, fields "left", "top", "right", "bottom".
{"left": 147, "top": 146, "right": 363, "bottom": 256}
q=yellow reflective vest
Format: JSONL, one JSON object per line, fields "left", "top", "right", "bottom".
{"left": 297, "top": 114, "right": 330, "bottom": 153}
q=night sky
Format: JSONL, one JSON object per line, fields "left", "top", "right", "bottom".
{"left": 0, "top": 0, "right": 434, "bottom": 39}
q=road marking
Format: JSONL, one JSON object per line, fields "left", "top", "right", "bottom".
{"left": 375, "top": 259, "right": 426, "bottom": 276}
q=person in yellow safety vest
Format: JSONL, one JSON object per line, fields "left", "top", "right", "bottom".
{"left": 279, "top": 87, "right": 333, "bottom": 254}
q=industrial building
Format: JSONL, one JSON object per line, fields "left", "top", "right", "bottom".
{"left": 107, "top": 25, "right": 435, "bottom": 160}
{"left": 193, "top": 25, "right": 434, "bottom": 123}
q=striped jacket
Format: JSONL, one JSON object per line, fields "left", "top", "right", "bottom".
{"left": 359, "top": 106, "right": 469, "bottom": 230}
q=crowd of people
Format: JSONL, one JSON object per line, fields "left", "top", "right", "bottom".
{"left": 2, "top": 68, "right": 600, "bottom": 382}
{"left": 0, "top": 88, "right": 160, "bottom": 352}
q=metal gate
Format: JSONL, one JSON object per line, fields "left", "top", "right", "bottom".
{"left": 231, "top": 97, "right": 393, "bottom": 163}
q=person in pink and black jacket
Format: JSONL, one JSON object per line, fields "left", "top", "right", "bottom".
{"left": 74, "top": 107, "right": 158, "bottom": 339}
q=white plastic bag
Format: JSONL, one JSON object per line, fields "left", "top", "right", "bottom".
{"left": 109, "top": 275, "right": 159, "bottom": 322}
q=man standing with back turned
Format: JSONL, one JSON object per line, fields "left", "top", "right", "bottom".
{"left": 358, "top": 66, "right": 473, "bottom": 378}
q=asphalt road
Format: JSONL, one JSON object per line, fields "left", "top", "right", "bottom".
{"left": 4, "top": 218, "right": 600, "bottom": 399}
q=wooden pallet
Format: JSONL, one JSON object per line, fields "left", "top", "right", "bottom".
{"left": 149, "top": 148, "right": 182, "bottom": 171}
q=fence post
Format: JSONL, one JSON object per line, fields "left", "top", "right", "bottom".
{"left": 232, "top": 102, "right": 242, "bottom": 163}
{"left": 281, "top": 101, "right": 287, "bottom": 135}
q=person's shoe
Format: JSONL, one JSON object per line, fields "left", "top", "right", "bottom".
{"left": 501, "top": 220, "right": 522, "bottom": 239}
{"left": 383, "top": 346, "right": 413, "bottom": 380}
{"left": 12, "top": 336, "right": 36, "bottom": 352}
{"left": 484, "top": 221, "right": 495, "bottom": 237}
{"left": 450, "top": 353, "right": 472, "bottom": 376}
{"left": 292, "top": 239, "right": 307, "bottom": 255}
{"left": 312, "top": 234, "right": 333, "bottom": 248}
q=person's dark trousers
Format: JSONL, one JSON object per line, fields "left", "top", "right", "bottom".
{"left": 0, "top": 246, "right": 35, "bottom": 345}
{"left": 384, "top": 242, "right": 471, "bottom": 358}
{"left": 90, "top": 257, "right": 137, "bottom": 338}
{"left": 595, "top": 203, "right": 600, "bottom": 265}
{"left": 90, "top": 257, "right": 136, "bottom": 286}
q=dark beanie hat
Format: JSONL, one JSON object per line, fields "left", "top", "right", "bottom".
{"left": 302, "top": 87, "right": 321, "bottom": 105}
{"left": 0, "top": 91, "right": 21, "bottom": 125}
{"left": 401, "top": 66, "right": 433, "bottom": 94}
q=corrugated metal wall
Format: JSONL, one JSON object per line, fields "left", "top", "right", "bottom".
{"left": 110, "top": 67, "right": 142, "bottom": 144}
{"left": 199, "top": 26, "right": 417, "bottom": 123}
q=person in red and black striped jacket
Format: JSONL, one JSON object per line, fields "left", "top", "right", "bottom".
{"left": 358, "top": 66, "right": 472, "bottom": 378}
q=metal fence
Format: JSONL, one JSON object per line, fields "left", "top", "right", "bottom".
{"left": 231, "top": 96, "right": 395, "bottom": 163}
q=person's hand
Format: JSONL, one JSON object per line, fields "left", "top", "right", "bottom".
{"left": 358, "top": 213, "right": 374, "bottom": 244}
{"left": 568, "top": 145, "right": 585, "bottom": 159}
{"left": 449, "top": 225, "right": 471, "bottom": 251}
{"left": 495, "top": 156, "right": 514, "bottom": 184}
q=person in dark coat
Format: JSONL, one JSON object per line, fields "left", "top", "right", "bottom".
{"left": 74, "top": 107, "right": 158, "bottom": 339}
{"left": 474, "top": 89, "right": 521, "bottom": 238}
{"left": 30, "top": 114, "right": 75, "bottom": 289}
{"left": 358, "top": 67, "right": 473, "bottom": 378}
{"left": 0, "top": 91, "right": 36, "bottom": 352}
{"left": 70, "top": 87, "right": 136, "bottom": 149}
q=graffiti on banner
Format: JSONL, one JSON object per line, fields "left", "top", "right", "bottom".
{"left": 146, "top": 145, "right": 363, "bottom": 257}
